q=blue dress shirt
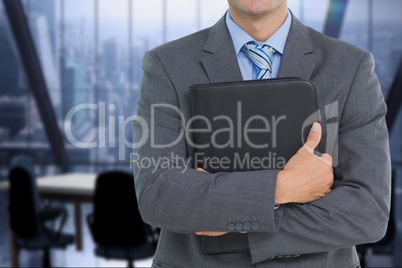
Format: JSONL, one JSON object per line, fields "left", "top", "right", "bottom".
{"left": 225, "top": 10, "right": 292, "bottom": 80}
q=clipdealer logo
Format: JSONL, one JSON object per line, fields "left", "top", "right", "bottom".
{"left": 64, "top": 101, "right": 339, "bottom": 167}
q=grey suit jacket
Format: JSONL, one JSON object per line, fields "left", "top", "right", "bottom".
{"left": 133, "top": 13, "right": 391, "bottom": 268}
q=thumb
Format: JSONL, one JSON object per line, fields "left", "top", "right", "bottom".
{"left": 304, "top": 122, "right": 322, "bottom": 152}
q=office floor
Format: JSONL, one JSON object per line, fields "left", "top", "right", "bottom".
{"left": 0, "top": 190, "right": 400, "bottom": 268}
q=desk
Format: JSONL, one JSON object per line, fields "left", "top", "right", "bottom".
{"left": 0, "top": 173, "right": 96, "bottom": 267}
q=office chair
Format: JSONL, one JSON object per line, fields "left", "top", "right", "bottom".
{"left": 8, "top": 157, "right": 74, "bottom": 268}
{"left": 87, "top": 171, "right": 155, "bottom": 268}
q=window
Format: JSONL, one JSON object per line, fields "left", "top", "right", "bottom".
{"left": 0, "top": 1, "right": 401, "bottom": 174}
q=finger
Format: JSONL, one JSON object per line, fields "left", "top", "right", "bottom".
{"left": 205, "top": 232, "right": 226, "bottom": 236}
{"left": 320, "top": 153, "right": 333, "bottom": 165}
{"left": 320, "top": 189, "right": 332, "bottom": 198}
{"left": 195, "top": 232, "right": 227, "bottom": 236}
{"left": 322, "top": 154, "right": 333, "bottom": 165}
{"left": 304, "top": 122, "right": 322, "bottom": 152}
{"left": 196, "top": 168, "right": 207, "bottom": 172}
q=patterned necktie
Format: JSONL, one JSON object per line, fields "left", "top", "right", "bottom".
{"left": 242, "top": 42, "right": 276, "bottom": 79}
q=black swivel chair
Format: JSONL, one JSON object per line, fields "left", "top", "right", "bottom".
{"left": 8, "top": 157, "right": 74, "bottom": 268}
{"left": 87, "top": 171, "right": 155, "bottom": 268}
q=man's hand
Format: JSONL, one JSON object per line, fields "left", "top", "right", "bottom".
{"left": 275, "top": 122, "right": 334, "bottom": 204}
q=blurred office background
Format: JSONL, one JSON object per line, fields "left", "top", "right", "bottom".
{"left": 0, "top": 0, "right": 402, "bottom": 267}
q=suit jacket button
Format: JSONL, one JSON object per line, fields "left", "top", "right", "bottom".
{"left": 227, "top": 223, "right": 235, "bottom": 231}
{"left": 251, "top": 222, "right": 260, "bottom": 230}
{"left": 243, "top": 222, "right": 251, "bottom": 230}
{"left": 235, "top": 223, "right": 243, "bottom": 231}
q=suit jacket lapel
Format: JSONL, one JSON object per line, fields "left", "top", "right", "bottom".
{"left": 201, "top": 15, "right": 243, "bottom": 83}
{"left": 277, "top": 14, "right": 315, "bottom": 80}
{"left": 201, "top": 13, "right": 315, "bottom": 83}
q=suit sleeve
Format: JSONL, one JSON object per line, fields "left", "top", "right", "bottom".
{"left": 247, "top": 52, "right": 391, "bottom": 264}
{"left": 133, "top": 50, "right": 284, "bottom": 233}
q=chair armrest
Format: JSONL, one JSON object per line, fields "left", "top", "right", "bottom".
{"left": 144, "top": 224, "right": 159, "bottom": 246}
{"left": 39, "top": 207, "right": 67, "bottom": 242}
{"left": 38, "top": 206, "right": 66, "bottom": 222}
{"left": 86, "top": 213, "right": 95, "bottom": 240}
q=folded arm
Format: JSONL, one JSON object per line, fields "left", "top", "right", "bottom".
{"left": 133, "top": 50, "right": 281, "bottom": 233}
{"left": 247, "top": 52, "right": 391, "bottom": 263}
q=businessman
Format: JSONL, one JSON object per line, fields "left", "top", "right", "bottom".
{"left": 133, "top": 0, "right": 391, "bottom": 267}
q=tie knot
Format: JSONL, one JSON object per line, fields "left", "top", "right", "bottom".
{"left": 242, "top": 42, "right": 276, "bottom": 79}
{"left": 242, "top": 42, "right": 275, "bottom": 56}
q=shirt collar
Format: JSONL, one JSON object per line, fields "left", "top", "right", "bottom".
{"left": 225, "top": 9, "right": 292, "bottom": 55}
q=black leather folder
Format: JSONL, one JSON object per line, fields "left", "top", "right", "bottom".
{"left": 190, "top": 78, "right": 319, "bottom": 173}
{"left": 189, "top": 78, "right": 319, "bottom": 254}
